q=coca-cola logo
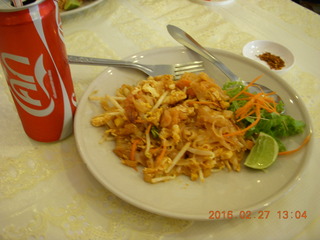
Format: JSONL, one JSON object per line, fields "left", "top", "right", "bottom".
{"left": 1, "top": 53, "right": 55, "bottom": 117}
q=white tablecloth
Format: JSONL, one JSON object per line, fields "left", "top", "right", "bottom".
{"left": 1, "top": 0, "right": 319, "bottom": 239}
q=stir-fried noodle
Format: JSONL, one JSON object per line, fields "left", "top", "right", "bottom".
{"left": 90, "top": 73, "right": 250, "bottom": 183}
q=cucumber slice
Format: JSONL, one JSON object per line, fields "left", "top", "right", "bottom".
{"left": 64, "top": 0, "right": 82, "bottom": 10}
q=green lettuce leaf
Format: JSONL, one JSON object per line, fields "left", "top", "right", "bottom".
{"left": 223, "top": 81, "right": 305, "bottom": 151}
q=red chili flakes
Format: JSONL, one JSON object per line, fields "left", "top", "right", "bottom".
{"left": 257, "top": 52, "right": 285, "bottom": 70}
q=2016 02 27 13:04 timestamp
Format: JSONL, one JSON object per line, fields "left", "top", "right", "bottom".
{"left": 208, "top": 210, "right": 308, "bottom": 220}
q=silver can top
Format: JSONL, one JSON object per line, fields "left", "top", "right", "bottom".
{"left": 0, "top": 0, "right": 46, "bottom": 12}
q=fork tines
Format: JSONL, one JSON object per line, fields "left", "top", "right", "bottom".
{"left": 174, "top": 61, "right": 204, "bottom": 79}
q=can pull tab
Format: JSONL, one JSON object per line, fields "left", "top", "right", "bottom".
{"left": 0, "top": 0, "right": 37, "bottom": 8}
{"left": 10, "top": 0, "right": 36, "bottom": 7}
{"left": 20, "top": 0, "right": 37, "bottom": 5}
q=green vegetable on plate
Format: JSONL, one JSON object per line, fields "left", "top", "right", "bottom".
{"left": 64, "top": 0, "right": 82, "bottom": 10}
{"left": 223, "top": 81, "right": 305, "bottom": 152}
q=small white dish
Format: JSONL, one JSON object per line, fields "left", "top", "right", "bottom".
{"left": 242, "top": 40, "right": 294, "bottom": 74}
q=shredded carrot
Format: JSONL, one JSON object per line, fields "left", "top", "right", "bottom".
{"left": 236, "top": 108, "right": 256, "bottom": 122}
{"left": 235, "top": 93, "right": 263, "bottom": 118}
{"left": 130, "top": 139, "right": 141, "bottom": 162}
{"left": 229, "top": 75, "right": 263, "bottom": 102}
{"left": 156, "top": 145, "right": 167, "bottom": 167}
{"left": 224, "top": 107, "right": 261, "bottom": 137}
{"left": 265, "top": 91, "right": 277, "bottom": 96}
{"left": 278, "top": 133, "right": 311, "bottom": 155}
{"left": 149, "top": 147, "right": 161, "bottom": 155}
{"left": 224, "top": 75, "right": 280, "bottom": 137}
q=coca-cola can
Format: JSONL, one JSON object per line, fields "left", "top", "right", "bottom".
{"left": 0, "top": 0, "right": 77, "bottom": 142}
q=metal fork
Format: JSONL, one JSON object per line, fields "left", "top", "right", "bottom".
{"left": 68, "top": 55, "right": 204, "bottom": 80}
{"left": 167, "top": 25, "right": 283, "bottom": 104}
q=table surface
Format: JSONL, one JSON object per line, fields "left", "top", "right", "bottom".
{"left": 1, "top": 0, "right": 320, "bottom": 239}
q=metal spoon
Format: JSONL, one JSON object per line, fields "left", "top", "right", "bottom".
{"left": 167, "top": 24, "right": 283, "bottom": 103}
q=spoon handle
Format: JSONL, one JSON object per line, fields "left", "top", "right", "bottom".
{"left": 167, "top": 24, "right": 239, "bottom": 82}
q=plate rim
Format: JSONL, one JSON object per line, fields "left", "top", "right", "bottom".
{"left": 74, "top": 46, "right": 313, "bottom": 220}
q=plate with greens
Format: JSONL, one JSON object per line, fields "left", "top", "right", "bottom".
{"left": 74, "top": 46, "right": 313, "bottom": 220}
{"left": 59, "top": 0, "right": 104, "bottom": 17}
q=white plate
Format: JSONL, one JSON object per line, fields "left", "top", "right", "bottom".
{"left": 74, "top": 47, "right": 313, "bottom": 220}
{"left": 60, "top": 0, "right": 104, "bottom": 17}
{"left": 242, "top": 40, "right": 294, "bottom": 74}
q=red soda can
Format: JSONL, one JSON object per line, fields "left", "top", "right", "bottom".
{"left": 0, "top": 0, "right": 77, "bottom": 142}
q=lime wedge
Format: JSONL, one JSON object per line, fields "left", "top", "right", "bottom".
{"left": 64, "top": 0, "right": 82, "bottom": 10}
{"left": 244, "top": 132, "right": 279, "bottom": 169}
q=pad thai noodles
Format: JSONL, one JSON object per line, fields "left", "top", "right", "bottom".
{"left": 90, "top": 72, "right": 252, "bottom": 183}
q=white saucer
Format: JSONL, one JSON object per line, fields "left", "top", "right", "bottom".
{"left": 242, "top": 40, "right": 294, "bottom": 74}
